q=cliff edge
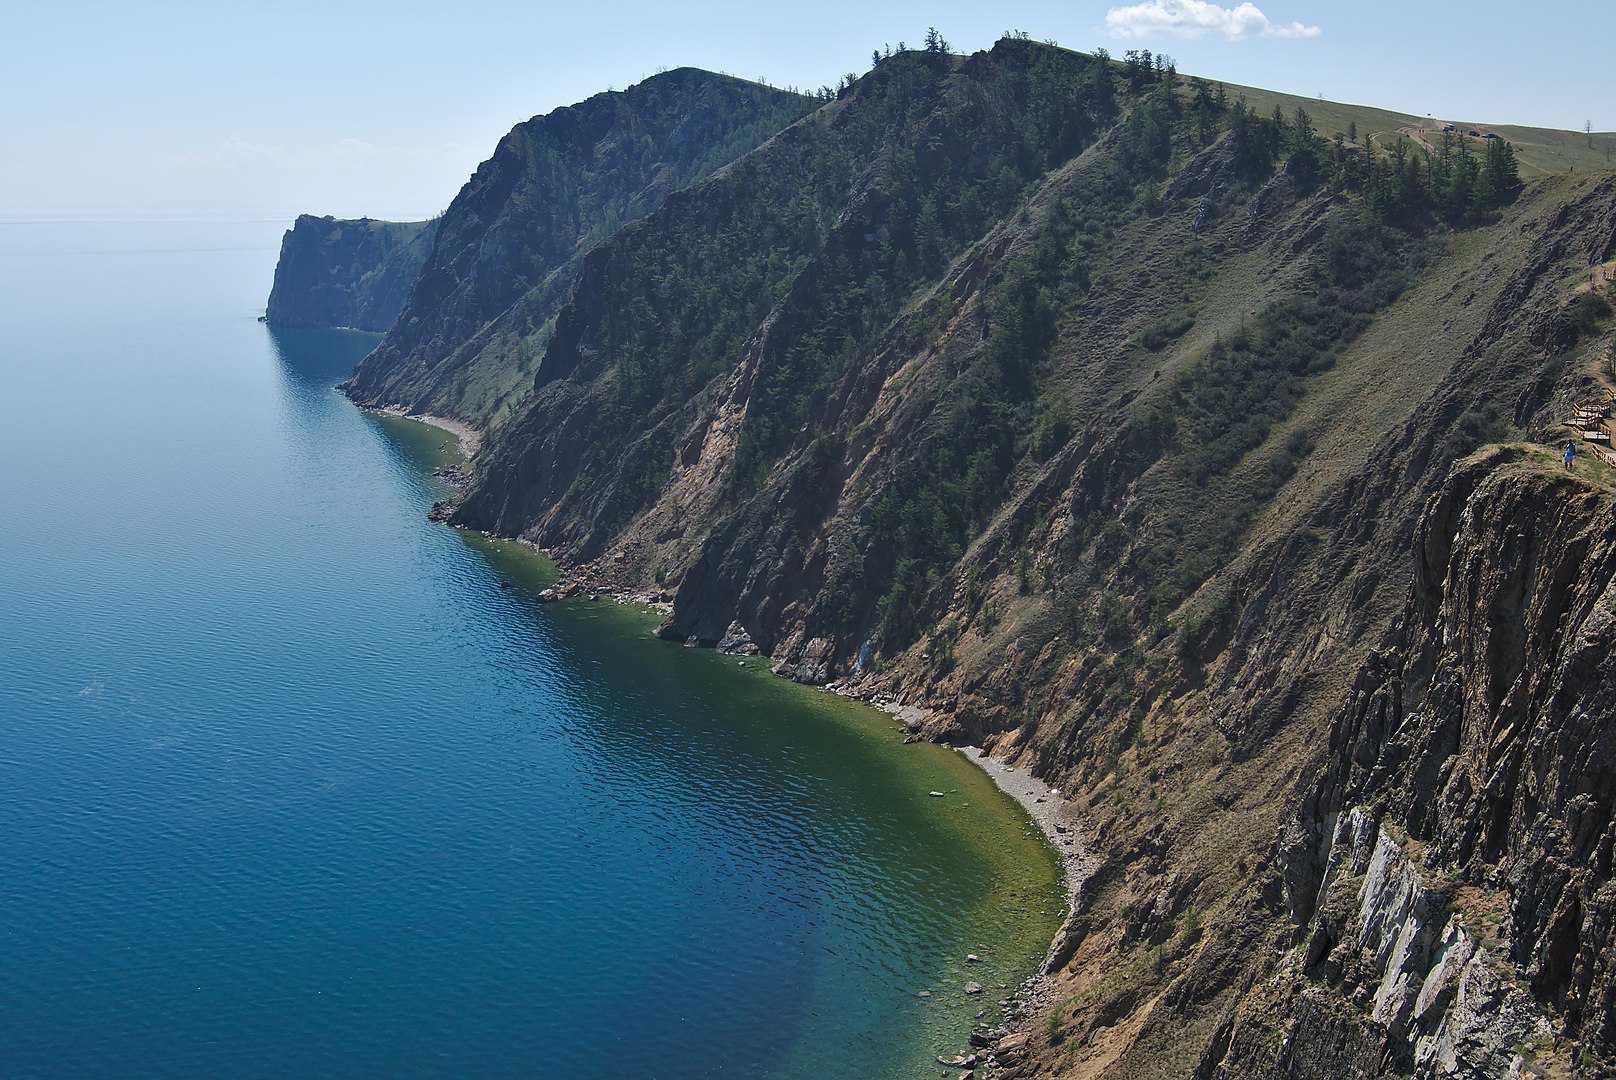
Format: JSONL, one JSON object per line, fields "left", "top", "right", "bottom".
{"left": 1200, "top": 451, "right": 1616, "bottom": 1078}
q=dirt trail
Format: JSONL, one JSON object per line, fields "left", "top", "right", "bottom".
{"left": 1399, "top": 123, "right": 1439, "bottom": 153}
{"left": 1396, "top": 120, "right": 1570, "bottom": 182}
{"left": 1572, "top": 259, "right": 1616, "bottom": 293}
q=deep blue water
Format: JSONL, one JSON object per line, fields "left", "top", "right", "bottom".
{"left": 0, "top": 220, "right": 1060, "bottom": 1078}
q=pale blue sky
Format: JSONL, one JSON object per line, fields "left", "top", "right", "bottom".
{"left": 2, "top": 0, "right": 1609, "bottom": 221}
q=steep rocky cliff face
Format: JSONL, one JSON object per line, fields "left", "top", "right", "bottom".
{"left": 265, "top": 215, "right": 437, "bottom": 331}
{"left": 455, "top": 41, "right": 1123, "bottom": 540}
{"left": 400, "top": 39, "right": 1616, "bottom": 1077}
{"left": 1198, "top": 453, "right": 1616, "bottom": 1079}
{"left": 991, "top": 174, "right": 1613, "bottom": 1077}
{"left": 339, "top": 69, "right": 814, "bottom": 427}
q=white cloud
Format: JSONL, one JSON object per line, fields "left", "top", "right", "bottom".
{"left": 1104, "top": 0, "right": 1321, "bottom": 40}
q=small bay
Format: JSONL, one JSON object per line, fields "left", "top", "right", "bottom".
{"left": 0, "top": 220, "right": 1062, "bottom": 1078}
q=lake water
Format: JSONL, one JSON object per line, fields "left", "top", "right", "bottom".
{"left": 0, "top": 219, "right": 1062, "bottom": 1078}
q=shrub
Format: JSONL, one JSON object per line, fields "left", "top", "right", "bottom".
{"left": 1568, "top": 291, "right": 1613, "bottom": 338}
{"left": 1139, "top": 308, "right": 1195, "bottom": 351}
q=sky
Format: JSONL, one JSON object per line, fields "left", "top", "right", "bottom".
{"left": 2, "top": 0, "right": 1610, "bottom": 222}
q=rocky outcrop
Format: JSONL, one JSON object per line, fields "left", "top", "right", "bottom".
{"left": 1202, "top": 454, "right": 1616, "bottom": 1078}
{"left": 338, "top": 69, "right": 814, "bottom": 427}
{"left": 1258, "top": 807, "right": 1554, "bottom": 1077}
{"left": 265, "top": 214, "right": 437, "bottom": 331}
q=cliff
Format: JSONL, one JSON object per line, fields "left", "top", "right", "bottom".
{"left": 347, "top": 39, "right": 1616, "bottom": 1077}
{"left": 265, "top": 214, "right": 437, "bottom": 331}
{"left": 1204, "top": 451, "right": 1616, "bottom": 1078}
{"left": 451, "top": 41, "right": 1126, "bottom": 567}
{"left": 338, "top": 68, "right": 816, "bottom": 428}
{"left": 989, "top": 169, "right": 1615, "bottom": 1077}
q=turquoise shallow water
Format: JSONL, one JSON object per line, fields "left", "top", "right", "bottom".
{"left": 0, "top": 220, "right": 1061, "bottom": 1078}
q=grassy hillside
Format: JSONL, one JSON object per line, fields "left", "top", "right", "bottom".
{"left": 1225, "top": 82, "right": 1614, "bottom": 176}
{"left": 324, "top": 56, "right": 1609, "bottom": 428}
{"left": 456, "top": 40, "right": 1543, "bottom": 641}
{"left": 1485, "top": 121, "right": 1616, "bottom": 174}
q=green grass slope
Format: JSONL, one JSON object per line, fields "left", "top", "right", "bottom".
{"left": 1226, "top": 82, "right": 1614, "bottom": 176}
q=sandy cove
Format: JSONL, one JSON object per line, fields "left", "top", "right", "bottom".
{"left": 870, "top": 701, "right": 1096, "bottom": 1064}
{"left": 371, "top": 406, "right": 482, "bottom": 458}
{"left": 957, "top": 746, "right": 1091, "bottom": 915}
{"left": 871, "top": 703, "right": 1090, "bottom": 918}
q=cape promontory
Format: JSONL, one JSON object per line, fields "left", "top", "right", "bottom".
{"left": 265, "top": 214, "right": 438, "bottom": 332}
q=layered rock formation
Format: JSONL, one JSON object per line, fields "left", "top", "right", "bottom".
{"left": 1217, "top": 454, "right": 1616, "bottom": 1078}
{"left": 265, "top": 215, "right": 437, "bottom": 331}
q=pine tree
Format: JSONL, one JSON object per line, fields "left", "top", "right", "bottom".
{"left": 1286, "top": 107, "right": 1321, "bottom": 185}
{"left": 1438, "top": 136, "right": 1477, "bottom": 220}
{"left": 914, "top": 196, "right": 944, "bottom": 274}
{"left": 1480, "top": 136, "right": 1521, "bottom": 208}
